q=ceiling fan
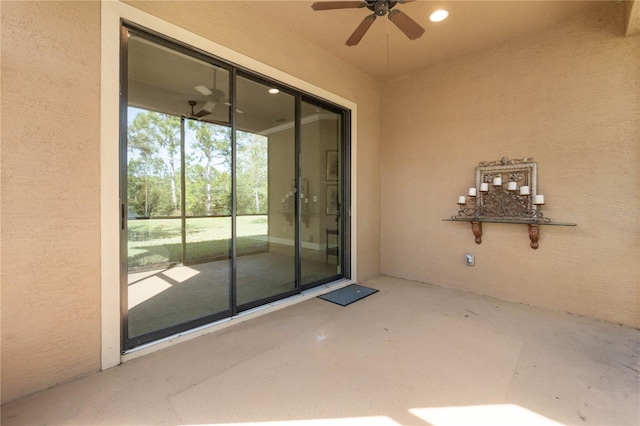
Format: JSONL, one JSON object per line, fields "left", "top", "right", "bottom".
{"left": 192, "top": 68, "right": 228, "bottom": 117}
{"left": 311, "top": 0, "right": 425, "bottom": 46}
{"left": 186, "top": 100, "right": 213, "bottom": 119}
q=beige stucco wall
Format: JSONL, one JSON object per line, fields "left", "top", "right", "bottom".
{"left": 1, "top": 1, "right": 382, "bottom": 403}
{"left": 381, "top": 2, "right": 640, "bottom": 328}
{"left": 3, "top": 0, "right": 636, "bottom": 406}
{"left": 1, "top": 1, "right": 103, "bottom": 404}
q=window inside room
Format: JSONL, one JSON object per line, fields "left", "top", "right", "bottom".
{"left": 120, "top": 24, "right": 350, "bottom": 350}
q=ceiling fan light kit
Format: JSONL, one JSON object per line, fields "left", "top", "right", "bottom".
{"left": 199, "top": 101, "right": 216, "bottom": 114}
{"left": 311, "top": 0, "right": 429, "bottom": 46}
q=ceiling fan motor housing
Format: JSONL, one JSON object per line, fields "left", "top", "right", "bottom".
{"left": 368, "top": 0, "right": 397, "bottom": 16}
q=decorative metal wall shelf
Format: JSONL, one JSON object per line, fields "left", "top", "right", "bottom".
{"left": 444, "top": 157, "right": 576, "bottom": 249}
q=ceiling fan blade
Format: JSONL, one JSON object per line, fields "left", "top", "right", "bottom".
{"left": 194, "top": 85, "right": 213, "bottom": 96}
{"left": 388, "top": 9, "right": 425, "bottom": 40}
{"left": 224, "top": 103, "right": 244, "bottom": 114}
{"left": 311, "top": 1, "right": 367, "bottom": 11}
{"left": 346, "top": 14, "right": 376, "bottom": 46}
{"left": 397, "top": 0, "right": 417, "bottom": 3}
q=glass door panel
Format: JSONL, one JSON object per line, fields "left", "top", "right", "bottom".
{"left": 300, "top": 101, "right": 342, "bottom": 286}
{"left": 126, "top": 108, "right": 184, "bottom": 338}
{"left": 184, "top": 119, "right": 233, "bottom": 319}
{"left": 235, "top": 76, "right": 296, "bottom": 308}
{"left": 125, "top": 30, "right": 232, "bottom": 344}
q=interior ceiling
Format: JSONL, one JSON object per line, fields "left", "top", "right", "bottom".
{"left": 239, "top": 1, "right": 608, "bottom": 82}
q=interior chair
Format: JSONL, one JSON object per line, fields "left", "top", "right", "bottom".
{"left": 325, "top": 228, "right": 339, "bottom": 264}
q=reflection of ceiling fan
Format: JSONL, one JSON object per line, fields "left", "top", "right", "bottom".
{"left": 311, "top": 0, "right": 425, "bottom": 46}
{"left": 192, "top": 68, "right": 228, "bottom": 117}
{"left": 187, "top": 100, "right": 214, "bottom": 118}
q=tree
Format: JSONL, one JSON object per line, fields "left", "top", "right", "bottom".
{"left": 186, "top": 121, "right": 232, "bottom": 215}
{"left": 127, "top": 110, "right": 266, "bottom": 218}
{"left": 236, "top": 131, "right": 268, "bottom": 214}
{"left": 128, "top": 111, "right": 181, "bottom": 216}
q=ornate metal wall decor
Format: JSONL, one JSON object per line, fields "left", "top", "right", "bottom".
{"left": 281, "top": 178, "right": 311, "bottom": 226}
{"left": 455, "top": 157, "right": 546, "bottom": 222}
{"left": 445, "top": 157, "right": 575, "bottom": 249}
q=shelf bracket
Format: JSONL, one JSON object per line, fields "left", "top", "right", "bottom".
{"left": 471, "top": 221, "right": 482, "bottom": 245}
{"left": 528, "top": 224, "right": 540, "bottom": 250}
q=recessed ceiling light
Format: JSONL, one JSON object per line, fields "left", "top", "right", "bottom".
{"left": 268, "top": 88, "right": 280, "bottom": 94}
{"left": 429, "top": 9, "right": 448, "bottom": 23}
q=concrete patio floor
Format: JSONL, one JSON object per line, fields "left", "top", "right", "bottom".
{"left": 2, "top": 276, "right": 638, "bottom": 425}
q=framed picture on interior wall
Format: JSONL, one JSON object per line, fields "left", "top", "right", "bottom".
{"left": 326, "top": 185, "right": 339, "bottom": 215}
{"left": 326, "top": 151, "right": 339, "bottom": 181}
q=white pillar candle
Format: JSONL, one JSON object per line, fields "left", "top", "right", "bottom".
{"left": 305, "top": 198, "right": 309, "bottom": 203}
{"left": 493, "top": 176, "right": 502, "bottom": 186}
{"left": 519, "top": 186, "right": 530, "bottom": 195}
{"left": 457, "top": 196, "right": 466, "bottom": 205}
{"left": 468, "top": 188, "right": 477, "bottom": 197}
{"left": 480, "top": 183, "right": 489, "bottom": 192}
{"left": 533, "top": 194, "right": 545, "bottom": 205}
{"left": 507, "top": 181, "right": 517, "bottom": 191}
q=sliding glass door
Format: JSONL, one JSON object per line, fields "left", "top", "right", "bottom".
{"left": 124, "top": 30, "right": 234, "bottom": 346}
{"left": 121, "top": 24, "right": 349, "bottom": 350}
{"left": 235, "top": 75, "right": 297, "bottom": 309}
{"left": 300, "top": 100, "right": 344, "bottom": 288}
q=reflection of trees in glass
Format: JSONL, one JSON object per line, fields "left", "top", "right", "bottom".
{"left": 128, "top": 109, "right": 268, "bottom": 217}
{"left": 128, "top": 111, "right": 181, "bottom": 216}
{"left": 187, "top": 121, "right": 232, "bottom": 216}
{"left": 237, "top": 131, "right": 268, "bottom": 215}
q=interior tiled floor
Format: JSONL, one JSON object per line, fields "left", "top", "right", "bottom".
{"left": 128, "top": 251, "right": 338, "bottom": 337}
{"left": 2, "top": 276, "right": 639, "bottom": 426}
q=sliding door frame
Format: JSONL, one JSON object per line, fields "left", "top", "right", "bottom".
{"left": 120, "top": 23, "right": 351, "bottom": 351}
{"left": 103, "top": 1, "right": 357, "bottom": 364}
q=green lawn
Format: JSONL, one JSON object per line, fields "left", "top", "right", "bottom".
{"left": 128, "top": 215, "right": 268, "bottom": 271}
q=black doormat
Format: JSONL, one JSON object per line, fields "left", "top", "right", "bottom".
{"left": 318, "top": 284, "right": 378, "bottom": 306}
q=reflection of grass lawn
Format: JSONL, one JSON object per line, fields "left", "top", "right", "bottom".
{"left": 128, "top": 215, "right": 268, "bottom": 271}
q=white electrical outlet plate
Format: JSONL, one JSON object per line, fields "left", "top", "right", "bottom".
{"left": 465, "top": 253, "right": 475, "bottom": 266}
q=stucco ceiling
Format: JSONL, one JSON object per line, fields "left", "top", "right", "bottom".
{"left": 239, "top": 1, "right": 610, "bottom": 82}
{"left": 127, "top": 1, "right": 630, "bottom": 131}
